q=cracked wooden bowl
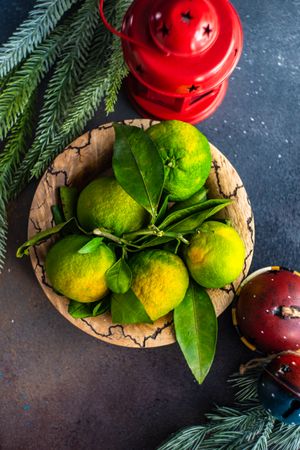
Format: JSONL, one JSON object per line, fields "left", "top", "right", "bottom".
{"left": 29, "top": 119, "right": 254, "bottom": 348}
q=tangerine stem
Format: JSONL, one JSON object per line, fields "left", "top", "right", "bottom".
{"left": 123, "top": 227, "right": 163, "bottom": 240}
{"left": 92, "top": 229, "right": 142, "bottom": 249}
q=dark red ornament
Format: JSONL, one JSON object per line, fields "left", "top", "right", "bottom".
{"left": 232, "top": 267, "right": 300, "bottom": 354}
{"left": 99, "top": 0, "right": 243, "bottom": 123}
{"left": 258, "top": 352, "right": 300, "bottom": 425}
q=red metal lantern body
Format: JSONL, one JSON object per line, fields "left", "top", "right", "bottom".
{"left": 102, "top": 0, "right": 243, "bottom": 123}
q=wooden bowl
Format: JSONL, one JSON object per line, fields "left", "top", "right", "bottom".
{"left": 28, "top": 119, "right": 254, "bottom": 348}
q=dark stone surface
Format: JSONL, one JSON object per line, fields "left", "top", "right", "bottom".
{"left": 0, "top": 1, "right": 299, "bottom": 449}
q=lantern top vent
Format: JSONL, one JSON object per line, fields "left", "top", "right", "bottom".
{"left": 121, "top": 0, "right": 243, "bottom": 96}
{"left": 149, "top": 0, "right": 219, "bottom": 56}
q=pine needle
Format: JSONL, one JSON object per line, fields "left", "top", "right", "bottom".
{"left": 10, "top": 0, "right": 99, "bottom": 195}
{"left": 30, "top": 26, "right": 113, "bottom": 176}
{"left": 157, "top": 361, "right": 298, "bottom": 450}
{"left": 0, "top": 94, "right": 36, "bottom": 200}
{"left": 268, "top": 422, "right": 300, "bottom": 450}
{"left": 158, "top": 426, "right": 207, "bottom": 450}
{"left": 0, "top": 0, "right": 80, "bottom": 78}
{"left": 30, "top": 0, "right": 131, "bottom": 178}
{"left": 229, "top": 367, "right": 263, "bottom": 403}
{"left": 104, "top": 0, "right": 131, "bottom": 113}
{"left": 0, "top": 18, "right": 72, "bottom": 141}
{"left": 0, "top": 92, "right": 36, "bottom": 269}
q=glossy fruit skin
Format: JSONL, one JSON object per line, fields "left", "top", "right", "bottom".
{"left": 185, "top": 221, "right": 245, "bottom": 288}
{"left": 234, "top": 268, "right": 300, "bottom": 354}
{"left": 129, "top": 249, "right": 189, "bottom": 321}
{"left": 77, "top": 176, "right": 148, "bottom": 236}
{"left": 45, "top": 235, "right": 116, "bottom": 303}
{"left": 258, "top": 353, "right": 300, "bottom": 425}
{"left": 146, "top": 120, "right": 211, "bottom": 201}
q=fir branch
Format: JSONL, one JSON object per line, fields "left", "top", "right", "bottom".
{"left": 10, "top": 0, "right": 99, "bottom": 196}
{"left": 0, "top": 92, "right": 36, "bottom": 269}
{"left": 104, "top": 0, "right": 131, "bottom": 113}
{"left": 251, "top": 416, "right": 274, "bottom": 450}
{"left": 29, "top": 33, "right": 112, "bottom": 176}
{"left": 0, "top": 92, "right": 36, "bottom": 200}
{"left": 104, "top": 40, "right": 128, "bottom": 114}
{"left": 32, "top": 0, "right": 99, "bottom": 139}
{"left": 29, "top": 0, "right": 131, "bottom": 179}
{"left": 229, "top": 367, "right": 262, "bottom": 403}
{"left": 268, "top": 422, "right": 300, "bottom": 450}
{"left": 200, "top": 406, "right": 272, "bottom": 450}
{"left": 157, "top": 362, "right": 297, "bottom": 450}
{"left": 158, "top": 426, "right": 207, "bottom": 450}
{"left": 0, "top": 0, "right": 80, "bottom": 78}
{"left": 0, "top": 19, "right": 72, "bottom": 141}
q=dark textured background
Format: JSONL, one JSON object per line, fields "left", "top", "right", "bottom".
{"left": 0, "top": 1, "right": 299, "bottom": 449}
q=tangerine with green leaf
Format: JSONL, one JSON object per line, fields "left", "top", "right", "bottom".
{"left": 76, "top": 176, "right": 149, "bottom": 236}
{"left": 129, "top": 249, "right": 189, "bottom": 321}
{"left": 184, "top": 221, "right": 245, "bottom": 288}
{"left": 146, "top": 120, "right": 211, "bottom": 201}
{"left": 45, "top": 235, "right": 116, "bottom": 303}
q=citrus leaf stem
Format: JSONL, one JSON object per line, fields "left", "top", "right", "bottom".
{"left": 93, "top": 228, "right": 126, "bottom": 245}
{"left": 92, "top": 228, "right": 141, "bottom": 249}
{"left": 123, "top": 228, "right": 190, "bottom": 246}
{"left": 123, "top": 226, "right": 164, "bottom": 240}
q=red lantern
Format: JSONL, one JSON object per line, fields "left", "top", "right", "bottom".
{"left": 99, "top": 0, "right": 243, "bottom": 123}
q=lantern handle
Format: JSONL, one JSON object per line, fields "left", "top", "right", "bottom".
{"left": 99, "top": 0, "right": 150, "bottom": 51}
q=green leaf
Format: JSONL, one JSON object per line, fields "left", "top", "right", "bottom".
{"left": 142, "top": 200, "right": 231, "bottom": 248}
{"left": 167, "top": 201, "right": 231, "bottom": 234}
{"left": 171, "top": 186, "right": 208, "bottom": 212}
{"left": 112, "top": 123, "right": 165, "bottom": 218}
{"left": 16, "top": 218, "right": 76, "bottom": 257}
{"left": 155, "top": 194, "right": 171, "bottom": 225}
{"left": 51, "top": 205, "right": 65, "bottom": 225}
{"left": 59, "top": 186, "right": 78, "bottom": 221}
{"left": 111, "top": 289, "right": 153, "bottom": 324}
{"left": 174, "top": 282, "right": 217, "bottom": 384}
{"left": 158, "top": 199, "right": 231, "bottom": 230}
{"left": 68, "top": 297, "right": 110, "bottom": 319}
{"left": 92, "top": 296, "right": 110, "bottom": 317}
{"left": 78, "top": 237, "right": 104, "bottom": 254}
{"left": 68, "top": 300, "right": 94, "bottom": 319}
{"left": 105, "top": 258, "right": 132, "bottom": 294}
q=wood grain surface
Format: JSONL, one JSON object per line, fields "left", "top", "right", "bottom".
{"left": 28, "top": 119, "right": 254, "bottom": 348}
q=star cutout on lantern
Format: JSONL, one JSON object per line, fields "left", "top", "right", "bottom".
{"left": 203, "top": 24, "right": 212, "bottom": 37}
{"left": 188, "top": 85, "right": 199, "bottom": 93}
{"left": 181, "top": 10, "right": 193, "bottom": 23}
{"left": 135, "top": 64, "right": 143, "bottom": 74}
{"left": 158, "top": 23, "right": 169, "bottom": 37}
